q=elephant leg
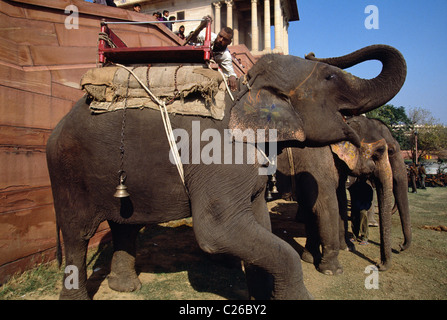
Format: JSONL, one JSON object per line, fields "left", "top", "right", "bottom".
{"left": 316, "top": 212, "right": 343, "bottom": 275}
{"left": 315, "top": 192, "right": 343, "bottom": 276}
{"left": 244, "top": 189, "right": 275, "bottom": 299}
{"left": 59, "top": 232, "right": 90, "bottom": 300}
{"left": 190, "top": 184, "right": 312, "bottom": 300}
{"left": 107, "top": 221, "right": 143, "bottom": 292}
{"left": 336, "top": 182, "right": 353, "bottom": 252}
{"left": 302, "top": 206, "right": 321, "bottom": 265}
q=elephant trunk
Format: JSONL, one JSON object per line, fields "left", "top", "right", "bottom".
{"left": 392, "top": 157, "right": 412, "bottom": 251}
{"left": 306, "top": 45, "right": 407, "bottom": 114}
{"left": 374, "top": 143, "right": 394, "bottom": 271}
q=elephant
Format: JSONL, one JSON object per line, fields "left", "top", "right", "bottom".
{"left": 274, "top": 116, "right": 411, "bottom": 275}
{"left": 46, "top": 44, "right": 406, "bottom": 299}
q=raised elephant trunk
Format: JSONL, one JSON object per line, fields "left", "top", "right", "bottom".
{"left": 373, "top": 143, "right": 394, "bottom": 270}
{"left": 306, "top": 45, "right": 407, "bottom": 114}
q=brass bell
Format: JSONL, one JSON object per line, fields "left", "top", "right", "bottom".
{"left": 114, "top": 172, "right": 130, "bottom": 198}
{"left": 266, "top": 189, "right": 273, "bottom": 201}
{"left": 271, "top": 174, "right": 279, "bottom": 193}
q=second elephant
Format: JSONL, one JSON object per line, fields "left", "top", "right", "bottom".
{"left": 274, "top": 116, "right": 412, "bottom": 275}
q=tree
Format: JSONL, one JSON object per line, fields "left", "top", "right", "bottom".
{"left": 367, "top": 105, "right": 447, "bottom": 163}
{"left": 366, "top": 104, "right": 411, "bottom": 148}
{"left": 407, "top": 107, "right": 447, "bottom": 163}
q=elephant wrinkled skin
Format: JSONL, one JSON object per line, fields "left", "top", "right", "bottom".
{"left": 46, "top": 45, "right": 406, "bottom": 299}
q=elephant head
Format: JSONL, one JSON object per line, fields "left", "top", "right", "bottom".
{"left": 331, "top": 116, "right": 411, "bottom": 270}
{"left": 229, "top": 45, "right": 407, "bottom": 148}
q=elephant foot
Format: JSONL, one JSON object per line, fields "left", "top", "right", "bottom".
{"left": 59, "top": 287, "right": 90, "bottom": 300}
{"left": 301, "top": 246, "right": 322, "bottom": 266}
{"left": 317, "top": 259, "right": 343, "bottom": 276}
{"left": 301, "top": 249, "right": 315, "bottom": 264}
{"left": 108, "top": 250, "right": 142, "bottom": 292}
{"left": 318, "top": 265, "right": 343, "bottom": 276}
{"left": 108, "top": 271, "right": 142, "bottom": 292}
{"left": 377, "top": 261, "right": 391, "bottom": 272}
{"left": 399, "top": 242, "right": 411, "bottom": 251}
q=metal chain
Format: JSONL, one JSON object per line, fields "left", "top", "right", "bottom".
{"left": 166, "top": 64, "right": 183, "bottom": 105}
{"left": 118, "top": 68, "right": 133, "bottom": 183}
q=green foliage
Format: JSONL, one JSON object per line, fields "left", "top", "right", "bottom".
{"left": 366, "top": 104, "right": 410, "bottom": 127}
{"left": 407, "top": 107, "right": 447, "bottom": 161}
{"left": 366, "top": 104, "right": 412, "bottom": 149}
{"left": 366, "top": 105, "right": 447, "bottom": 160}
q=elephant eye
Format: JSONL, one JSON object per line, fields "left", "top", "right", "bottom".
{"left": 325, "top": 74, "right": 335, "bottom": 81}
{"left": 372, "top": 147, "right": 386, "bottom": 160}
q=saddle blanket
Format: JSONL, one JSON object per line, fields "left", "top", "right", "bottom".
{"left": 80, "top": 64, "right": 226, "bottom": 120}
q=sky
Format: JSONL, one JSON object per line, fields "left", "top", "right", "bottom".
{"left": 287, "top": 0, "right": 447, "bottom": 125}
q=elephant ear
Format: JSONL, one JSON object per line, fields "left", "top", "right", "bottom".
{"left": 228, "top": 88, "right": 305, "bottom": 143}
{"left": 331, "top": 141, "right": 359, "bottom": 171}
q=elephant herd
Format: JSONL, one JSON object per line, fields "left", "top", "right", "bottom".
{"left": 46, "top": 44, "right": 409, "bottom": 299}
{"left": 273, "top": 115, "right": 412, "bottom": 276}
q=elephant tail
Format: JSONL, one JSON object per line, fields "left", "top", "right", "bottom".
{"left": 56, "top": 222, "right": 63, "bottom": 268}
{"left": 391, "top": 201, "right": 398, "bottom": 215}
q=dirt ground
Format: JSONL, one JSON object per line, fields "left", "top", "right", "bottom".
{"left": 7, "top": 188, "right": 447, "bottom": 301}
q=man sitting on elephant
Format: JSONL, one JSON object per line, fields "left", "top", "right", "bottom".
{"left": 197, "top": 26, "right": 238, "bottom": 91}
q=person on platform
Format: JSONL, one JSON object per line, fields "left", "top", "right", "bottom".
{"left": 197, "top": 26, "right": 237, "bottom": 91}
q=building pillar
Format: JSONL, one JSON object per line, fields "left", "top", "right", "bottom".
{"left": 225, "top": 0, "right": 233, "bottom": 29}
{"left": 283, "top": 18, "right": 289, "bottom": 54}
{"left": 213, "top": 1, "right": 222, "bottom": 33}
{"left": 264, "top": 0, "right": 271, "bottom": 53}
{"left": 274, "top": 0, "right": 282, "bottom": 53}
{"left": 251, "top": 0, "right": 258, "bottom": 53}
{"left": 233, "top": 8, "right": 239, "bottom": 44}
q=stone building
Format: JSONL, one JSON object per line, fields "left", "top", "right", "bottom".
{"left": 116, "top": 0, "right": 299, "bottom": 55}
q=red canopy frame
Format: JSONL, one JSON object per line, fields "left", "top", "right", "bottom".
{"left": 98, "top": 18, "right": 212, "bottom": 65}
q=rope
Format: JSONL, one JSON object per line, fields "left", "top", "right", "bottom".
{"left": 114, "top": 63, "right": 186, "bottom": 190}
{"left": 208, "top": 59, "right": 234, "bottom": 102}
{"left": 286, "top": 147, "right": 296, "bottom": 199}
{"left": 98, "top": 32, "right": 117, "bottom": 48}
{"left": 112, "top": 63, "right": 247, "bottom": 192}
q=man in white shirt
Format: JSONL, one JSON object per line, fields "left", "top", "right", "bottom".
{"left": 197, "top": 27, "right": 238, "bottom": 91}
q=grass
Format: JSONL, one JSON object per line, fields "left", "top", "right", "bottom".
{"left": 1, "top": 187, "right": 446, "bottom": 300}
{"left": 0, "top": 260, "right": 61, "bottom": 300}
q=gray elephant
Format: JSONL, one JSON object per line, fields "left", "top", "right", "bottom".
{"left": 46, "top": 45, "right": 406, "bottom": 299}
{"left": 274, "top": 116, "right": 411, "bottom": 275}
